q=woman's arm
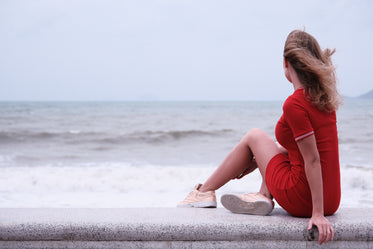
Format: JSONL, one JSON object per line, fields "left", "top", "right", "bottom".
{"left": 296, "top": 135, "right": 334, "bottom": 245}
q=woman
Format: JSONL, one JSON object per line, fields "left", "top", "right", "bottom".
{"left": 178, "top": 30, "right": 341, "bottom": 245}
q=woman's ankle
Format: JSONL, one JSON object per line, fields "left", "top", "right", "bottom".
{"left": 198, "top": 184, "right": 213, "bottom": 192}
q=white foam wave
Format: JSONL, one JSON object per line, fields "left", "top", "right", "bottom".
{"left": 0, "top": 163, "right": 260, "bottom": 208}
{"left": 0, "top": 154, "right": 15, "bottom": 165}
{"left": 340, "top": 165, "right": 373, "bottom": 208}
{"left": 0, "top": 163, "right": 371, "bottom": 208}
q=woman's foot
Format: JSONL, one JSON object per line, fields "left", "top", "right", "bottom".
{"left": 177, "top": 184, "right": 217, "bottom": 208}
{"left": 221, "top": 192, "right": 274, "bottom": 215}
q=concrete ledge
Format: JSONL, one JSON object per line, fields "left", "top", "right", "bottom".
{"left": 0, "top": 208, "right": 372, "bottom": 248}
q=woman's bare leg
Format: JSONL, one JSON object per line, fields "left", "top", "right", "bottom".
{"left": 198, "top": 139, "right": 256, "bottom": 192}
{"left": 199, "top": 128, "right": 286, "bottom": 198}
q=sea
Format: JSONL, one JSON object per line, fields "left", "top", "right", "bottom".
{"left": 0, "top": 99, "right": 372, "bottom": 208}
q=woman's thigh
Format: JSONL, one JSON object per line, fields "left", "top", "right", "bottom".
{"left": 242, "top": 128, "right": 285, "bottom": 177}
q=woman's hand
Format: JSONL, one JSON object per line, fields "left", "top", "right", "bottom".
{"left": 308, "top": 214, "right": 334, "bottom": 245}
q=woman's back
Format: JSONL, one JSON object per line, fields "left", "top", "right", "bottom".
{"left": 276, "top": 88, "right": 340, "bottom": 215}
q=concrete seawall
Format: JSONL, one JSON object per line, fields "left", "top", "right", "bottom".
{"left": 0, "top": 208, "right": 372, "bottom": 249}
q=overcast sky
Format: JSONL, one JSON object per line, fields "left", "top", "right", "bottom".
{"left": 1, "top": 0, "right": 372, "bottom": 101}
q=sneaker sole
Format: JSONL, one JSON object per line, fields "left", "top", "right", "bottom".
{"left": 221, "top": 194, "right": 273, "bottom": 216}
{"left": 177, "top": 201, "right": 217, "bottom": 208}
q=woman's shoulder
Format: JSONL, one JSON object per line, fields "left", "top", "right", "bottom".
{"left": 283, "top": 89, "right": 336, "bottom": 118}
{"left": 283, "top": 89, "right": 308, "bottom": 111}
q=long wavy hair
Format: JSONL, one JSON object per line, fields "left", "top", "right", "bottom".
{"left": 284, "top": 30, "right": 341, "bottom": 111}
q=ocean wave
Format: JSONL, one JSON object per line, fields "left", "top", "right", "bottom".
{"left": 0, "top": 130, "right": 99, "bottom": 142}
{"left": 339, "top": 136, "right": 373, "bottom": 144}
{"left": 114, "top": 129, "right": 234, "bottom": 144}
{"left": 0, "top": 129, "right": 234, "bottom": 145}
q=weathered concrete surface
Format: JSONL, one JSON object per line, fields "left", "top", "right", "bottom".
{"left": 0, "top": 208, "right": 371, "bottom": 248}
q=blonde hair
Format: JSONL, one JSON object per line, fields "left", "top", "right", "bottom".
{"left": 284, "top": 30, "right": 341, "bottom": 111}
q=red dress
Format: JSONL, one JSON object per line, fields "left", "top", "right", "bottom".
{"left": 265, "top": 89, "right": 341, "bottom": 217}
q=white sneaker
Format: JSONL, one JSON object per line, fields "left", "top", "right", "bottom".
{"left": 177, "top": 184, "right": 217, "bottom": 208}
{"left": 221, "top": 192, "right": 274, "bottom": 215}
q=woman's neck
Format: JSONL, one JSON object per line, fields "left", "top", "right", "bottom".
{"left": 289, "top": 70, "right": 303, "bottom": 90}
{"left": 286, "top": 60, "right": 304, "bottom": 91}
{"left": 292, "top": 81, "right": 303, "bottom": 91}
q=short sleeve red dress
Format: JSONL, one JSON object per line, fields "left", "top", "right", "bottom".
{"left": 265, "top": 88, "right": 341, "bottom": 217}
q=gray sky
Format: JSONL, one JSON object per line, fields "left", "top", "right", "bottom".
{"left": 1, "top": 0, "right": 372, "bottom": 101}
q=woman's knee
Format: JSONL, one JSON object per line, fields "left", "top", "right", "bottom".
{"left": 242, "top": 128, "right": 267, "bottom": 144}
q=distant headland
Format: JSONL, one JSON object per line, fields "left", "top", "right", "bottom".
{"left": 345, "top": 89, "right": 373, "bottom": 99}
{"left": 357, "top": 89, "right": 373, "bottom": 99}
